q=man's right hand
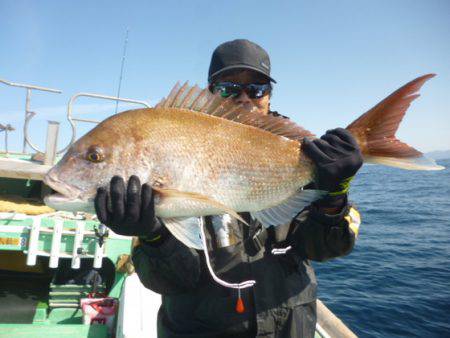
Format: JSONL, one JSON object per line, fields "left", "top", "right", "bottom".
{"left": 94, "top": 175, "right": 165, "bottom": 239}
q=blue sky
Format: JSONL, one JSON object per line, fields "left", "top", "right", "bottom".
{"left": 1, "top": 0, "right": 449, "bottom": 153}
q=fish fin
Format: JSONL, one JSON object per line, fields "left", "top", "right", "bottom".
{"left": 364, "top": 155, "right": 444, "bottom": 170}
{"left": 346, "top": 74, "right": 444, "bottom": 171}
{"left": 163, "top": 217, "right": 204, "bottom": 249}
{"left": 251, "top": 189, "right": 326, "bottom": 228}
{"left": 158, "top": 82, "right": 315, "bottom": 141}
{"left": 153, "top": 187, "right": 247, "bottom": 224}
{"left": 155, "top": 82, "right": 180, "bottom": 108}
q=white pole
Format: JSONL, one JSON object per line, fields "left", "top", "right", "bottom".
{"left": 71, "top": 221, "right": 85, "bottom": 269}
{"left": 49, "top": 218, "right": 63, "bottom": 268}
{"left": 44, "top": 121, "right": 60, "bottom": 165}
{"left": 26, "top": 217, "right": 41, "bottom": 266}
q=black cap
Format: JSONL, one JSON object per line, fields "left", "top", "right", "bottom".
{"left": 208, "top": 39, "right": 276, "bottom": 84}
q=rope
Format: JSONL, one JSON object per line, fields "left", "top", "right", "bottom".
{"left": 199, "top": 217, "right": 256, "bottom": 290}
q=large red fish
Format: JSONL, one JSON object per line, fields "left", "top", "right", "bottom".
{"left": 44, "top": 74, "right": 443, "bottom": 248}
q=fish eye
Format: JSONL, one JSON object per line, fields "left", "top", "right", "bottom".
{"left": 86, "top": 146, "right": 105, "bottom": 163}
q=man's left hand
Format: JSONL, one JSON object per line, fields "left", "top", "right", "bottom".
{"left": 302, "top": 128, "right": 363, "bottom": 195}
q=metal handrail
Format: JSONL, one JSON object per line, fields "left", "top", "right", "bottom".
{"left": 0, "top": 123, "right": 15, "bottom": 154}
{"left": 58, "top": 92, "right": 151, "bottom": 154}
{"left": 0, "top": 78, "right": 61, "bottom": 93}
{"left": 0, "top": 78, "right": 62, "bottom": 153}
{"left": 1, "top": 77, "right": 151, "bottom": 155}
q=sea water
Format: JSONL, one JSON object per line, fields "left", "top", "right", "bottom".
{"left": 314, "top": 158, "right": 450, "bottom": 338}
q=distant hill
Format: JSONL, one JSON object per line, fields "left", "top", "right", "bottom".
{"left": 426, "top": 150, "right": 450, "bottom": 160}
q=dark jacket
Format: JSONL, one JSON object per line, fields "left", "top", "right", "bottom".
{"left": 132, "top": 201, "right": 357, "bottom": 338}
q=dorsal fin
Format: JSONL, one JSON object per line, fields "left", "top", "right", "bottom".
{"left": 156, "top": 82, "right": 315, "bottom": 141}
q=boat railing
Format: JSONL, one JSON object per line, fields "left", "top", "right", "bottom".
{"left": 0, "top": 123, "right": 15, "bottom": 154}
{"left": 61, "top": 92, "right": 151, "bottom": 154}
{"left": 0, "top": 77, "right": 62, "bottom": 155}
{"left": 1, "top": 77, "right": 151, "bottom": 161}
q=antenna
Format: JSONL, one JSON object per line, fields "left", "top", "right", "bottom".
{"left": 115, "top": 28, "right": 129, "bottom": 114}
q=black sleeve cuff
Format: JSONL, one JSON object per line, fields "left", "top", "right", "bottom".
{"left": 137, "top": 231, "right": 180, "bottom": 258}
{"left": 309, "top": 200, "right": 350, "bottom": 226}
{"left": 138, "top": 218, "right": 172, "bottom": 247}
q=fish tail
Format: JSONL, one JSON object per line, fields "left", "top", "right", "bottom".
{"left": 346, "top": 74, "right": 444, "bottom": 170}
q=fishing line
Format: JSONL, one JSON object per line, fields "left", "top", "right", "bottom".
{"left": 115, "top": 28, "right": 129, "bottom": 114}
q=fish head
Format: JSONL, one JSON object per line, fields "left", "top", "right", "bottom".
{"left": 43, "top": 110, "right": 151, "bottom": 212}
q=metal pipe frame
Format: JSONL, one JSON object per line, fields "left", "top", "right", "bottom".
{"left": 59, "top": 92, "right": 151, "bottom": 154}
{"left": 1, "top": 78, "right": 151, "bottom": 155}
{"left": 0, "top": 78, "right": 62, "bottom": 93}
{"left": 0, "top": 78, "right": 62, "bottom": 153}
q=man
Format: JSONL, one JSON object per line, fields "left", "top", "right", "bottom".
{"left": 95, "top": 39, "right": 362, "bottom": 337}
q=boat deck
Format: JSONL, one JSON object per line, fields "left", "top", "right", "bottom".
{"left": 0, "top": 154, "right": 50, "bottom": 181}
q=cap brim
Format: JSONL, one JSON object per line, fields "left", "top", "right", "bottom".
{"left": 209, "top": 64, "right": 276, "bottom": 83}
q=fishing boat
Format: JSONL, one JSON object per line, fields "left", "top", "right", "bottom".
{"left": 0, "top": 77, "right": 355, "bottom": 338}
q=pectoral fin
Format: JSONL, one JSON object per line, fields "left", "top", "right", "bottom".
{"left": 163, "top": 217, "right": 204, "bottom": 250}
{"left": 153, "top": 187, "right": 247, "bottom": 224}
{"left": 251, "top": 189, "right": 326, "bottom": 228}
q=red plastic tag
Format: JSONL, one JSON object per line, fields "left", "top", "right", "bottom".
{"left": 236, "top": 297, "right": 245, "bottom": 313}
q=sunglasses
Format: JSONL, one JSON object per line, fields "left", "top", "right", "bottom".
{"left": 212, "top": 82, "right": 271, "bottom": 99}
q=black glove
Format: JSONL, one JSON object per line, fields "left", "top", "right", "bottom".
{"left": 95, "top": 175, "right": 166, "bottom": 241}
{"left": 302, "top": 128, "right": 363, "bottom": 195}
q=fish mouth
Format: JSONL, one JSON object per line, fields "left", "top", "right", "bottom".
{"left": 43, "top": 192, "right": 95, "bottom": 214}
{"left": 43, "top": 171, "right": 83, "bottom": 200}
{"left": 43, "top": 172, "right": 95, "bottom": 213}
